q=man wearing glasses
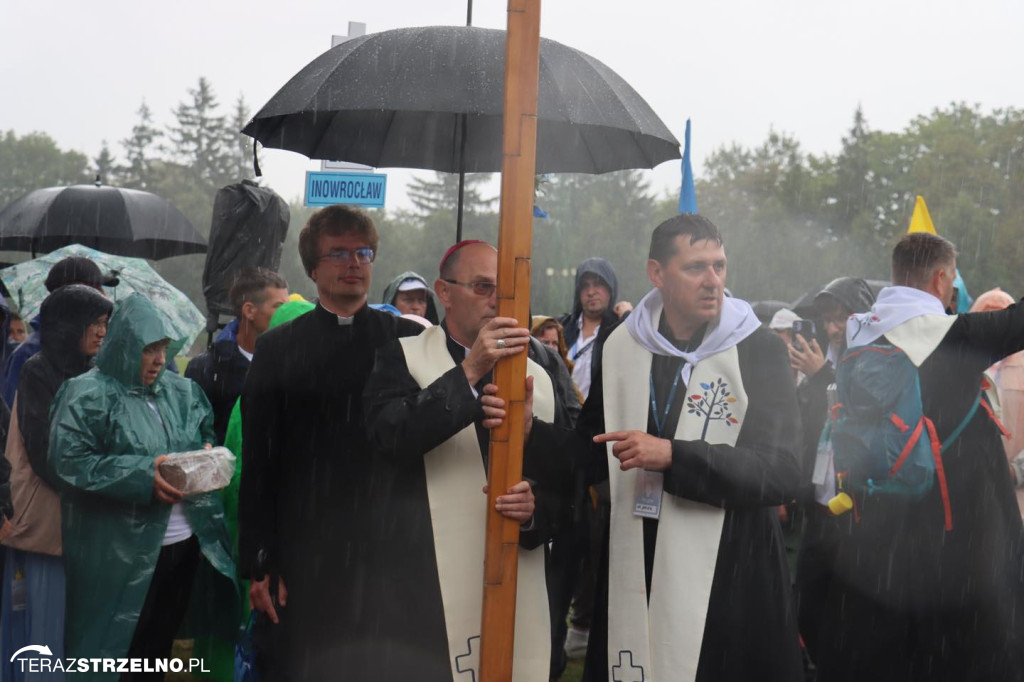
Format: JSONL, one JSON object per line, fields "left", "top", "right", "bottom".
{"left": 362, "top": 240, "right": 571, "bottom": 682}
{"left": 238, "top": 204, "right": 424, "bottom": 680}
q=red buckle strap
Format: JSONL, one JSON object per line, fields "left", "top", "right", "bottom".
{"left": 889, "top": 419, "right": 924, "bottom": 476}
{"left": 923, "top": 417, "right": 953, "bottom": 531}
{"left": 890, "top": 413, "right": 910, "bottom": 433}
{"left": 979, "top": 395, "right": 1012, "bottom": 439}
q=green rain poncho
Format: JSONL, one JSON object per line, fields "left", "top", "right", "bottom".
{"left": 48, "top": 293, "right": 238, "bottom": 676}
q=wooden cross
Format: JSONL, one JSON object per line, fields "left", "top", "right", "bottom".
{"left": 479, "top": 0, "right": 542, "bottom": 679}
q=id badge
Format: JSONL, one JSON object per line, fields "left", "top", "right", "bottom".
{"left": 633, "top": 470, "right": 664, "bottom": 519}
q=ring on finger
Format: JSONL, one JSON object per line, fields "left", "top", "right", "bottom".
{"left": 497, "top": 338, "right": 506, "bottom": 349}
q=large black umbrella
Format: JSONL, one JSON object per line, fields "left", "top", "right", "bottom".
{"left": 243, "top": 25, "right": 680, "bottom": 235}
{"left": 0, "top": 181, "right": 207, "bottom": 259}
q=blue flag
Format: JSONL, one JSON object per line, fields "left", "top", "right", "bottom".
{"left": 678, "top": 118, "right": 698, "bottom": 214}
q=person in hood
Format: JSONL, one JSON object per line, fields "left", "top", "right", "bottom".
{"left": 381, "top": 271, "right": 441, "bottom": 324}
{"left": 47, "top": 293, "right": 238, "bottom": 678}
{"left": 816, "top": 234, "right": 1024, "bottom": 681}
{"left": 0, "top": 285, "right": 112, "bottom": 680}
{"left": 186, "top": 268, "right": 289, "bottom": 444}
{"left": 2, "top": 256, "right": 118, "bottom": 408}
{"left": 8, "top": 313, "right": 27, "bottom": 346}
{"left": 560, "top": 258, "right": 621, "bottom": 401}
{"left": 572, "top": 213, "right": 802, "bottom": 681}
{"left": 786, "top": 276, "right": 876, "bottom": 665}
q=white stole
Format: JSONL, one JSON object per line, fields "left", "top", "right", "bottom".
{"left": 399, "top": 326, "right": 553, "bottom": 682}
{"left": 602, "top": 322, "right": 749, "bottom": 682}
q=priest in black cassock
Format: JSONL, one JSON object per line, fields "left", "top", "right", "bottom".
{"left": 577, "top": 214, "right": 804, "bottom": 682}
{"left": 238, "top": 205, "right": 424, "bottom": 681}
{"left": 363, "top": 240, "right": 571, "bottom": 682}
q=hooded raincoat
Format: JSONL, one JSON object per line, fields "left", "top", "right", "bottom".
{"left": 559, "top": 258, "right": 620, "bottom": 351}
{"left": 48, "top": 294, "right": 238, "bottom": 674}
{"left": 381, "top": 271, "right": 442, "bottom": 324}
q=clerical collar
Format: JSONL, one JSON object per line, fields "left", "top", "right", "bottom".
{"left": 316, "top": 300, "right": 364, "bottom": 325}
{"left": 442, "top": 322, "right": 472, "bottom": 357}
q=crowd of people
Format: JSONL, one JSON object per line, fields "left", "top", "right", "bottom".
{"left": 0, "top": 203, "right": 1021, "bottom": 682}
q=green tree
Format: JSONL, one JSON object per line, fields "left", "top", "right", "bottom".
{"left": 119, "top": 101, "right": 162, "bottom": 189}
{"left": 94, "top": 142, "right": 116, "bottom": 184}
{"left": 227, "top": 94, "right": 256, "bottom": 183}
{"left": 167, "top": 77, "right": 234, "bottom": 191}
{"left": 0, "top": 130, "right": 91, "bottom": 206}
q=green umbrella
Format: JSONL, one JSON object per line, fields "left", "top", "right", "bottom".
{"left": 0, "top": 243, "right": 205, "bottom": 349}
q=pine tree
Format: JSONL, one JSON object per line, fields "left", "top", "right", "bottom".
{"left": 94, "top": 142, "right": 116, "bottom": 184}
{"left": 407, "top": 172, "right": 495, "bottom": 215}
{"left": 167, "top": 77, "right": 233, "bottom": 189}
{"left": 119, "top": 101, "right": 162, "bottom": 189}
{"left": 227, "top": 93, "right": 256, "bottom": 182}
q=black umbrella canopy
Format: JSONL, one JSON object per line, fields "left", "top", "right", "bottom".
{"left": 0, "top": 183, "right": 207, "bottom": 260}
{"left": 243, "top": 25, "right": 680, "bottom": 174}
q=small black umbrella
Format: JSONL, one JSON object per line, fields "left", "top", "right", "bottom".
{"left": 0, "top": 180, "right": 207, "bottom": 259}
{"left": 243, "top": 25, "right": 680, "bottom": 236}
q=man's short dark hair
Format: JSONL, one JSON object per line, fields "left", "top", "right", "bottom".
{"left": 648, "top": 214, "right": 724, "bottom": 264}
{"left": 230, "top": 267, "right": 288, "bottom": 317}
{"left": 8, "top": 311, "right": 22, "bottom": 324}
{"left": 891, "top": 233, "right": 957, "bottom": 289}
{"left": 298, "top": 205, "right": 380, "bottom": 276}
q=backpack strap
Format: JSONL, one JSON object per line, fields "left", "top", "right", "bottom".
{"left": 924, "top": 417, "right": 953, "bottom": 531}
{"left": 940, "top": 391, "right": 983, "bottom": 452}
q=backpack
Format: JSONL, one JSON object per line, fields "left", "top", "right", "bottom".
{"left": 830, "top": 342, "right": 996, "bottom": 531}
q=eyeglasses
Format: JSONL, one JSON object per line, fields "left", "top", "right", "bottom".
{"left": 443, "top": 278, "right": 498, "bottom": 297}
{"left": 318, "top": 248, "right": 376, "bottom": 265}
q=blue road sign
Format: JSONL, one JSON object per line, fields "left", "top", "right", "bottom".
{"left": 305, "top": 171, "right": 387, "bottom": 208}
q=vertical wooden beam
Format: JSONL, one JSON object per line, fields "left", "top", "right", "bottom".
{"left": 480, "top": 0, "right": 541, "bottom": 680}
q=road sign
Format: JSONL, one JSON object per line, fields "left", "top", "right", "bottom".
{"left": 305, "top": 171, "right": 387, "bottom": 208}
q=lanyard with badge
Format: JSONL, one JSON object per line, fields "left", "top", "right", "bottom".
{"left": 634, "top": 367, "right": 684, "bottom": 519}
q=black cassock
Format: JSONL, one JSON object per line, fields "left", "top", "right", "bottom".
{"left": 817, "top": 302, "right": 1024, "bottom": 682}
{"left": 238, "top": 303, "right": 423, "bottom": 681}
{"left": 579, "top": 321, "right": 805, "bottom": 682}
{"left": 346, "top": 327, "right": 571, "bottom": 681}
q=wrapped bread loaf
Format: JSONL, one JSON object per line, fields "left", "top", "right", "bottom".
{"left": 158, "top": 446, "right": 236, "bottom": 496}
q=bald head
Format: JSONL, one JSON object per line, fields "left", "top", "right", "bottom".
{"left": 435, "top": 242, "right": 498, "bottom": 347}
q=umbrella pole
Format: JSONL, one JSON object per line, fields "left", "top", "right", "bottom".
{"left": 480, "top": 0, "right": 541, "bottom": 680}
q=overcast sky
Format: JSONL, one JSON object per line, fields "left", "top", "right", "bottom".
{"left": 3, "top": 0, "right": 1021, "bottom": 211}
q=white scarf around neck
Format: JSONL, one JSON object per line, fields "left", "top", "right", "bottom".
{"left": 625, "top": 288, "right": 760, "bottom": 382}
{"left": 846, "top": 286, "right": 947, "bottom": 348}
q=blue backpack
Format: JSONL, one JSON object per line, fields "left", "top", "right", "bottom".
{"left": 831, "top": 343, "right": 990, "bottom": 531}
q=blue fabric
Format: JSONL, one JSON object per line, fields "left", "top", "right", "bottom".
{"left": 533, "top": 204, "right": 549, "bottom": 218}
{"left": 678, "top": 118, "right": 698, "bottom": 214}
{"left": 1, "top": 549, "right": 66, "bottom": 681}
{"left": 3, "top": 333, "right": 41, "bottom": 408}
{"left": 233, "top": 613, "right": 257, "bottom": 682}
{"left": 953, "top": 269, "right": 973, "bottom": 314}
{"left": 832, "top": 344, "right": 935, "bottom": 498}
{"left": 215, "top": 318, "right": 240, "bottom": 345}
{"left": 368, "top": 303, "right": 401, "bottom": 316}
